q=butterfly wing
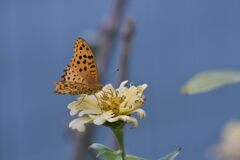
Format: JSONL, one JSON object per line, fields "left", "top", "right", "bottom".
{"left": 54, "top": 38, "right": 102, "bottom": 95}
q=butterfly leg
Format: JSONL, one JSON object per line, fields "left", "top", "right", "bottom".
{"left": 78, "top": 94, "right": 87, "bottom": 105}
{"left": 93, "top": 94, "right": 102, "bottom": 112}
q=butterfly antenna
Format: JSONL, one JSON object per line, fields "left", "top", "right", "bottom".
{"left": 93, "top": 94, "right": 103, "bottom": 112}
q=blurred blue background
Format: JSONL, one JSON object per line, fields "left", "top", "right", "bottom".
{"left": 1, "top": 0, "right": 240, "bottom": 160}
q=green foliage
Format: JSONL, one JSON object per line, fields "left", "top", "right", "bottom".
{"left": 181, "top": 70, "right": 240, "bottom": 95}
{"left": 125, "top": 155, "right": 145, "bottom": 160}
{"left": 159, "top": 148, "right": 181, "bottom": 160}
{"left": 89, "top": 143, "right": 145, "bottom": 160}
{"left": 89, "top": 143, "right": 120, "bottom": 159}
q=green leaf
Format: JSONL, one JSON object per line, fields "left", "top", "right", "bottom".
{"left": 89, "top": 143, "right": 122, "bottom": 160}
{"left": 89, "top": 143, "right": 146, "bottom": 160}
{"left": 181, "top": 70, "right": 240, "bottom": 95}
{"left": 159, "top": 148, "right": 181, "bottom": 160}
{"left": 125, "top": 154, "right": 145, "bottom": 160}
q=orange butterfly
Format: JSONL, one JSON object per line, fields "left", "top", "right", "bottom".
{"left": 54, "top": 38, "right": 102, "bottom": 95}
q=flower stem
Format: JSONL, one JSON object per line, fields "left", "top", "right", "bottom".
{"left": 111, "top": 123, "right": 126, "bottom": 160}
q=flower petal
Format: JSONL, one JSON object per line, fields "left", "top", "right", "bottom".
{"left": 69, "top": 117, "right": 92, "bottom": 132}
{"left": 68, "top": 96, "right": 101, "bottom": 116}
{"left": 133, "top": 109, "right": 146, "bottom": 119}
{"left": 117, "top": 80, "right": 128, "bottom": 94}
{"left": 120, "top": 80, "right": 128, "bottom": 88}
{"left": 138, "top": 84, "right": 148, "bottom": 92}
{"left": 78, "top": 109, "right": 102, "bottom": 117}
{"left": 78, "top": 96, "right": 99, "bottom": 109}
{"left": 107, "top": 115, "right": 138, "bottom": 128}
{"left": 119, "top": 86, "right": 144, "bottom": 114}
{"left": 68, "top": 101, "right": 82, "bottom": 116}
{"left": 90, "top": 111, "right": 115, "bottom": 125}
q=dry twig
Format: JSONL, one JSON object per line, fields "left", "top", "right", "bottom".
{"left": 112, "top": 17, "right": 135, "bottom": 150}
{"left": 73, "top": 0, "right": 127, "bottom": 159}
{"left": 118, "top": 17, "right": 135, "bottom": 84}
{"left": 97, "top": 0, "right": 127, "bottom": 77}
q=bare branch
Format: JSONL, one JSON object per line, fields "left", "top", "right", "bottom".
{"left": 118, "top": 17, "right": 135, "bottom": 84}
{"left": 112, "top": 17, "right": 135, "bottom": 150}
{"left": 73, "top": 1, "right": 127, "bottom": 159}
{"left": 97, "top": 0, "right": 127, "bottom": 78}
{"left": 72, "top": 128, "right": 94, "bottom": 160}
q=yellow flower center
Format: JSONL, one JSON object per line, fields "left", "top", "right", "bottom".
{"left": 99, "top": 90, "right": 125, "bottom": 115}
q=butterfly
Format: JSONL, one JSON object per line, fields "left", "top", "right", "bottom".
{"left": 54, "top": 37, "right": 103, "bottom": 95}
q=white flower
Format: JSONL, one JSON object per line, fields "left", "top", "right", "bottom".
{"left": 209, "top": 120, "right": 240, "bottom": 160}
{"left": 219, "top": 121, "right": 240, "bottom": 160}
{"left": 68, "top": 80, "right": 147, "bottom": 132}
